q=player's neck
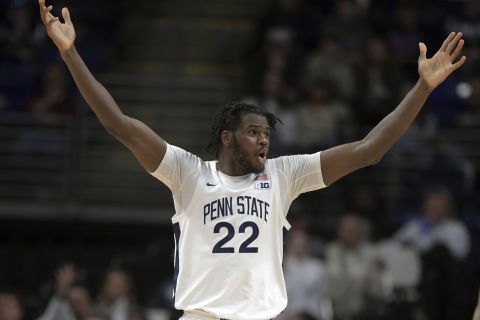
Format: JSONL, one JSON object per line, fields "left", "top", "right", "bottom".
{"left": 217, "top": 156, "right": 249, "bottom": 177}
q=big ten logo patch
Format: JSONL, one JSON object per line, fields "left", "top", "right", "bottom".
{"left": 255, "top": 181, "right": 271, "bottom": 189}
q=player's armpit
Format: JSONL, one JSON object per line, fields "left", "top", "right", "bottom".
{"left": 110, "top": 115, "right": 167, "bottom": 172}
{"left": 320, "top": 139, "right": 378, "bottom": 186}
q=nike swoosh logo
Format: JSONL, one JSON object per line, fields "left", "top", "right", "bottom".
{"left": 206, "top": 182, "right": 217, "bottom": 187}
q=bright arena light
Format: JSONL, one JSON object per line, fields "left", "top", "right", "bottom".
{"left": 457, "top": 82, "right": 473, "bottom": 99}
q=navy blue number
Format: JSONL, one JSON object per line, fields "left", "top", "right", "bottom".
{"left": 212, "top": 222, "right": 235, "bottom": 253}
{"left": 212, "top": 221, "right": 259, "bottom": 253}
{"left": 239, "top": 221, "right": 259, "bottom": 253}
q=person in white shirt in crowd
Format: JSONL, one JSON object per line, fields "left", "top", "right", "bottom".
{"left": 38, "top": 263, "right": 91, "bottom": 320}
{"left": 282, "top": 230, "right": 329, "bottom": 320}
{"left": 393, "top": 186, "right": 470, "bottom": 260}
{"left": 393, "top": 186, "right": 471, "bottom": 320}
{"left": 95, "top": 269, "right": 142, "bottom": 320}
{"left": 326, "top": 213, "right": 386, "bottom": 320}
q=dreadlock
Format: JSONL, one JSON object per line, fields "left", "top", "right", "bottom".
{"left": 206, "top": 102, "right": 282, "bottom": 158}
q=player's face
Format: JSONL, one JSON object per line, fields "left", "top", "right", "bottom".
{"left": 232, "top": 113, "right": 270, "bottom": 174}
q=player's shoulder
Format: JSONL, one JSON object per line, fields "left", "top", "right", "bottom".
{"left": 165, "top": 143, "right": 210, "bottom": 170}
{"left": 267, "top": 152, "right": 321, "bottom": 169}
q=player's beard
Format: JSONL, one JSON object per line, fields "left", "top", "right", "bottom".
{"left": 232, "top": 135, "right": 264, "bottom": 174}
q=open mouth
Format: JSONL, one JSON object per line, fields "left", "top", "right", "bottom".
{"left": 257, "top": 151, "right": 267, "bottom": 164}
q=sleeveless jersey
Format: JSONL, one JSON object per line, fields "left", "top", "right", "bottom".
{"left": 150, "top": 144, "right": 326, "bottom": 320}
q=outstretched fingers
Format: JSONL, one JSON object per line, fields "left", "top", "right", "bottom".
{"left": 62, "top": 7, "right": 72, "bottom": 26}
{"left": 445, "top": 32, "right": 463, "bottom": 55}
{"left": 451, "top": 56, "right": 467, "bottom": 72}
{"left": 440, "top": 32, "right": 455, "bottom": 52}
{"left": 451, "top": 38, "right": 464, "bottom": 60}
{"left": 418, "top": 42, "right": 427, "bottom": 61}
{"left": 39, "top": 0, "right": 57, "bottom": 26}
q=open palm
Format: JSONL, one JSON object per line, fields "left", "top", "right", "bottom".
{"left": 418, "top": 32, "right": 466, "bottom": 89}
{"left": 39, "top": 0, "right": 75, "bottom": 52}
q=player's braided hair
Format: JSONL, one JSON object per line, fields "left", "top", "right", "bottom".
{"left": 206, "top": 102, "right": 282, "bottom": 158}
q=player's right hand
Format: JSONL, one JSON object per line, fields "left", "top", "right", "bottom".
{"left": 39, "top": 0, "right": 76, "bottom": 53}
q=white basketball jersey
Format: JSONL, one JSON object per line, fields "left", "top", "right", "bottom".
{"left": 150, "top": 144, "right": 326, "bottom": 320}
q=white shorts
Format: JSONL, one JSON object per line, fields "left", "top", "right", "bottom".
{"left": 179, "top": 312, "right": 224, "bottom": 320}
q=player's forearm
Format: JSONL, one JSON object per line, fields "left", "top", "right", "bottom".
{"left": 60, "top": 46, "right": 127, "bottom": 135}
{"left": 361, "top": 78, "right": 433, "bottom": 162}
{"left": 474, "top": 289, "right": 480, "bottom": 320}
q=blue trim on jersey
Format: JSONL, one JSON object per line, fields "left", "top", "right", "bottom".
{"left": 173, "top": 222, "right": 181, "bottom": 303}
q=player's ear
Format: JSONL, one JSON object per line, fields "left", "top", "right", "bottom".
{"left": 221, "top": 130, "right": 232, "bottom": 148}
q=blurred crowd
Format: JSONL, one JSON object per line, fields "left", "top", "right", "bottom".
{"left": 1, "top": 0, "right": 480, "bottom": 320}
{"left": 0, "top": 187, "right": 473, "bottom": 320}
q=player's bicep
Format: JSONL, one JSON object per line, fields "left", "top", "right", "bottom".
{"left": 112, "top": 115, "right": 167, "bottom": 172}
{"left": 320, "top": 140, "right": 374, "bottom": 186}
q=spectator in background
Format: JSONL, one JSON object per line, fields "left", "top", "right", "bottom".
{"left": 84, "top": 308, "right": 111, "bottom": 320}
{"left": 95, "top": 269, "right": 142, "bottom": 320}
{"left": 295, "top": 78, "right": 352, "bottom": 153}
{"left": 304, "top": 36, "right": 355, "bottom": 101}
{"left": 14, "top": 62, "right": 74, "bottom": 156}
{"left": 243, "top": 69, "right": 298, "bottom": 155}
{"left": 353, "top": 36, "right": 403, "bottom": 126}
{"left": 393, "top": 186, "right": 470, "bottom": 260}
{"left": 326, "top": 214, "right": 386, "bottom": 320}
{"left": 38, "top": 263, "right": 91, "bottom": 320}
{"left": 26, "top": 62, "right": 74, "bottom": 120}
{"left": 0, "top": 2, "right": 43, "bottom": 62}
{"left": 386, "top": 3, "right": 422, "bottom": 76}
{"left": 253, "top": 0, "right": 320, "bottom": 58}
{"left": 247, "top": 28, "right": 303, "bottom": 104}
{"left": 321, "top": 0, "right": 371, "bottom": 59}
{"left": 393, "top": 186, "right": 471, "bottom": 320}
{"left": 0, "top": 291, "right": 23, "bottom": 320}
{"left": 282, "top": 230, "right": 329, "bottom": 320}
{"left": 286, "top": 312, "right": 316, "bottom": 320}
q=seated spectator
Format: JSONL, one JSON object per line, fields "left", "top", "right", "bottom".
{"left": 282, "top": 230, "right": 329, "bottom": 320}
{"left": 84, "top": 308, "right": 111, "bottom": 320}
{"left": 295, "top": 78, "right": 353, "bottom": 153}
{"left": 14, "top": 62, "right": 75, "bottom": 157}
{"left": 37, "top": 263, "right": 91, "bottom": 320}
{"left": 0, "top": 291, "right": 23, "bottom": 320}
{"left": 253, "top": 0, "right": 320, "bottom": 58}
{"left": 393, "top": 186, "right": 470, "bottom": 260}
{"left": 352, "top": 36, "right": 403, "bottom": 126}
{"left": 95, "top": 269, "right": 142, "bottom": 320}
{"left": 325, "top": 213, "right": 386, "bottom": 320}
{"left": 321, "top": 0, "right": 371, "bottom": 56}
{"left": 304, "top": 37, "right": 355, "bottom": 101}
{"left": 392, "top": 186, "right": 472, "bottom": 320}
{"left": 0, "top": 2, "right": 43, "bottom": 62}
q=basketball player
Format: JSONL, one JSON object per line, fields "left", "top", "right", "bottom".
{"left": 38, "top": 1, "right": 466, "bottom": 319}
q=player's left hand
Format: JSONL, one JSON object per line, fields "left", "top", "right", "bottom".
{"left": 418, "top": 32, "right": 466, "bottom": 90}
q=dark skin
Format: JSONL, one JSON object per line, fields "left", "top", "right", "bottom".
{"left": 39, "top": 0, "right": 466, "bottom": 185}
{"left": 217, "top": 113, "right": 270, "bottom": 176}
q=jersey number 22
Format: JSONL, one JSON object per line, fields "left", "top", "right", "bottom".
{"left": 212, "top": 221, "right": 259, "bottom": 253}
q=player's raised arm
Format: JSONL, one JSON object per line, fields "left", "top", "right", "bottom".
{"left": 38, "top": 0, "right": 166, "bottom": 172}
{"left": 320, "top": 32, "right": 466, "bottom": 186}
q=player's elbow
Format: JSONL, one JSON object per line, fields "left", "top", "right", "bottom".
{"left": 104, "top": 116, "right": 130, "bottom": 140}
{"left": 357, "top": 140, "right": 384, "bottom": 167}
